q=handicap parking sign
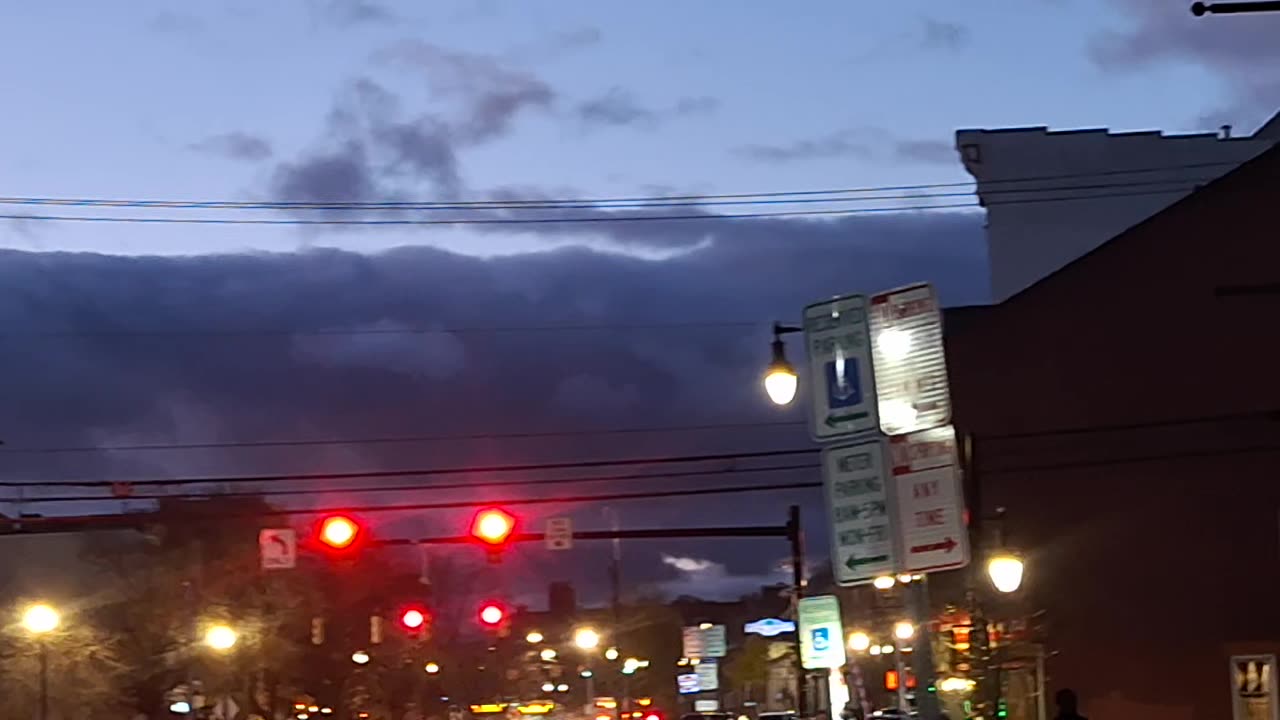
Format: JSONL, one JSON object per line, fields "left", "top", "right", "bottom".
{"left": 825, "top": 358, "right": 862, "bottom": 409}
{"left": 811, "top": 627, "right": 831, "bottom": 652}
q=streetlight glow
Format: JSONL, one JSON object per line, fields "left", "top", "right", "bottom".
{"left": 21, "top": 604, "right": 60, "bottom": 634}
{"left": 893, "top": 622, "right": 915, "bottom": 641}
{"left": 204, "top": 624, "right": 238, "bottom": 651}
{"left": 526, "top": 631, "right": 544, "bottom": 644}
{"left": 425, "top": 662, "right": 440, "bottom": 674}
{"left": 847, "top": 631, "right": 871, "bottom": 652}
{"left": 872, "top": 575, "right": 896, "bottom": 590}
{"left": 540, "top": 648, "right": 558, "bottom": 662}
{"left": 352, "top": 650, "right": 371, "bottom": 665}
{"left": 604, "top": 647, "right": 620, "bottom": 661}
{"left": 987, "top": 553, "right": 1025, "bottom": 593}
{"left": 764, "top": 326, "right": 799, "bottom": 406}
{"left": 574, "top": 627, "right": 601, "bottom": 650}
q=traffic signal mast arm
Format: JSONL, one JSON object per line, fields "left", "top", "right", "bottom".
{"left": 378, "top": 523, "right": 795, "bottom": 546}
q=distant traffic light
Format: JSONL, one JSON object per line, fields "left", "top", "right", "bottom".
{"left": 400, "top": 606, "right": 432, "bottom": 638}
{"left": 317, "top": 514, "right": 362, "bottom": 550}
{"left": 478, "top": 601, "right": 506, "bottom": 627}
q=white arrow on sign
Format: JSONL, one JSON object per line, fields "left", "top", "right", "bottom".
{"left": 258, "top": 528, "right": 297, "bottom": 570}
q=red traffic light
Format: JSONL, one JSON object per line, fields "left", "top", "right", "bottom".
{"left": 478, "top": 601, "right": 506, "bottom": 626}
{"left": 400, "top": 607, "right": 429, "bottom": 631}
{"left": 471, "top": 508, "right": 516, "bottom": 545}
{"left": 318, "top": 515, "right": 361, "bottom": 549}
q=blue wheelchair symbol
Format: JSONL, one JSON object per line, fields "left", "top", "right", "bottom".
{"left": 811, "top": 627, "right": 831, "bottom": 652}
{"left": 825, "top": 358, "right": 862, "bottom": 409}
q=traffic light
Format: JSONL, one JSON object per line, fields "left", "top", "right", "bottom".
{"left": 470, "top": 507, "right": 517, "bottom": 563}
{"left": 997, "top": 698, "right": 1008, "bottom": 719}
{"left": 316, "top": 514, "right": 364, "bottom": 552}
{"left": 399, "top": 605, "right": 432, "bottom": 638}
{"left": 478, "top": 601, "right": 506, "bottom": 627}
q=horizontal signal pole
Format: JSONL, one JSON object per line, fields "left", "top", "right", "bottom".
{"left": 376, "top": 524, "right": 792, "bottom": 546}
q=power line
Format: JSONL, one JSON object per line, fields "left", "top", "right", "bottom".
{"left": 982, "top": 444, "right": 1280, "bottom": 474}
{"left": 0, "top": 420, "right": 807, "bottom": 455}
{"left": 0, "top": 160, "right": 1238, "bottom": 211}
{"left": 4, "top": 480, "right": 825, "bottom": 528}
{"left": 0, "top": 447, "right": 818, "bottom": 488}
{"left": 0, "top": 183, "right": 1219, "bottom": 227}
{"left": 7, "top": 462, "right": 820, "bottom": 504}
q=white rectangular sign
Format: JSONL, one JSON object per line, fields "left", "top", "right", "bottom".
{"left": 682, "top": 625, "right": 727, "bottom": 658}
{"left": 868, "top": 283, "right": 951, "bottom": 436}
{"left": 823, "top": 439, "right": 896, "bottom": 585}
{"left": 695, "top": 660, "right": 720, "bottom": 691}
{"left": 258, "top": 528, "right": 297, "bottom": 570}
{"left": 889, "top": 426, "right": 969, "bottom": 574}
{"left": 798, "top": 595, "right": 847, "bottom": 670}
{"left": 545, "top": 517, "right": 573, "bottom": 550}
{"left": 804, "top": 294, "right": 878, "bottom": 440}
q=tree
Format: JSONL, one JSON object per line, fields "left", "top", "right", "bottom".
{"left": 724, "top": 636, "right": 773, "bottom": 705}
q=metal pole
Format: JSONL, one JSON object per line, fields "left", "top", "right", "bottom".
{"left": 1035, "top": 645, "right": 1047, "bottom": 720}
{"left": 908, "top": 579, "right": 941, "bottom": 720}
{"left": 39, "top": 639, "right": 49, "bottom": 720}
{"left": 788, "top": 505, "right": 808, "bottom": 717}
{"left": 1192, "top": 1, "right": 1280, "bottom": 15}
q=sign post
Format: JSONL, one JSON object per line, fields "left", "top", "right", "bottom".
{"left": 823, "top": 440, "right": 896, "bottom": 585}
{"left": 803, "top": 294, "right": 878, "bottom": 440}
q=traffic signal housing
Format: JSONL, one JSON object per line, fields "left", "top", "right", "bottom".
{"left": 470, "top": 507, "right": 517, "bottom": 562}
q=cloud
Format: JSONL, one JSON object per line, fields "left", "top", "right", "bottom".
{"left": 190, "top": 132, "right": 274, "bottom": 162}
{"left": 895, "top": 139, "right": 956, "bottom": 165}
{"left": 1089, "top": 0, "right": 1280, "bottom": 130}
{"left": 656, "top": 554, "right": 790, "bottom": 600}
{"left": 308, "top": 0, "right": 396, "bottom": 26}
{"left": 736, "top": 130, "right": 874, "bottom": 163}
{"left": 576, "top": 90, "right": 719, "bottom": 131}
{"left": 578, "top": 88, "right": 660, "bottom": 129}
{"left": 919, "top": 19, "right": 970, "bottom": 51}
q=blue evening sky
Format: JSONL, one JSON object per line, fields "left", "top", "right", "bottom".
{"left": 0, "top": 0, "right": 1271, "bottom": 255}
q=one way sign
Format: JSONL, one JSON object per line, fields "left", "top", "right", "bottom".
{"left": 889, "top": 426, "right": 968, "bottom": 574}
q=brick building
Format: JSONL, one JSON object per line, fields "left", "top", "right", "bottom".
{"left": 942, "top": 143, "right": 1280, "bottom": 720}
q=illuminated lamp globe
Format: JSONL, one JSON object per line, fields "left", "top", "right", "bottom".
{"left": 987, "top": 553, "right": 1025, "bottom": 593}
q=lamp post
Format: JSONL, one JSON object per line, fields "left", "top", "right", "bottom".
{"left": 574, "top": 628, "right": 600, "bottom": 707}
{"left": 763, "top": 323, "right": 802, "bottom": 406}
{"left": 22, "top": 603, "right": 61, "bottom": 720}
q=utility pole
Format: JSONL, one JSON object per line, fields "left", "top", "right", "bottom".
{"left": 787, "top": 505, "right": 808, "bottom": 717}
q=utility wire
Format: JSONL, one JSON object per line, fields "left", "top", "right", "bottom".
{"left": 0, "top": 420, "right": 807, "bottom": 454}
{"left": 0, "top": 447, "right": 818, "bottom": 488}
{"left": 0, "top": 160, "right": 1239, "bottom": 211}
{"left": 7, "top": 462, "right": 819, "bottom": 504}
{"left": 0, "top": 184, "right": 1221, "bottom": 227}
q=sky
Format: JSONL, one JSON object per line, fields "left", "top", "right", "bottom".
{"left": 0, "top": 0, "right": 1277, "bottom": 603}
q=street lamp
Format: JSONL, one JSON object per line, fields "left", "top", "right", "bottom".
{"left": 526, "top": 631, "right": 544, "bottom": 644}
{"left": 204, "top": 624, "right": 238, "bottom": 652}
{"left": 604, "top": 647, "right": 620, "bottom": 661}
{"left": 352, "top": 650, "right": 371, "bottom": 665}
{"left": 847, "top": 631, "right": 871, "bottom": 653}
{"left": 540, "top": 648, "right": 558, "bottom": 662}
{"left": 22, "top": 603, "right": 60, "bottom": 720}
{"left": 987, "top": 552, "right": 1025, "bottom": 593}
{"left": 574, "top": 627, "right": 601, "bottom": 650}
{"left": 763, "top": 323, "right": 801, "bottom": 406}
{"left": 425, "top": 662, "right": 441, "bottom": 674}
{"left": 893, "top": 622, "right": 915, "bottom": 641}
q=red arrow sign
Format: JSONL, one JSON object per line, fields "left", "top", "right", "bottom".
{"left": 909, "top": 537, "right": 957, "bottom": 554}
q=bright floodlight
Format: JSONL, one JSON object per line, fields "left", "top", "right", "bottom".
{"left": 526, "top": 631, "right": 545, "bottom": 644}
{"left": 893, "top": 621, "right": 915, "bottom": 641}
{"left": 22, "top": 604, "right": 60, "bottom": 634}
{"left": 872, "top": 576, "right": 896, "bottom": 590}
{"left": 205, "top": 624, "right": 238, "bottom": 651}
{"left": 847, "top": 631, "right": 871, "bottom": 652}
{"left": 987, "top": 553, "right": 1025, "bottom": 593}
{"left": 877, "top": 328, "right": 912, "bottom": 362}
{"left": 574, "top": 627, "right": 601, "bottom": 650}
